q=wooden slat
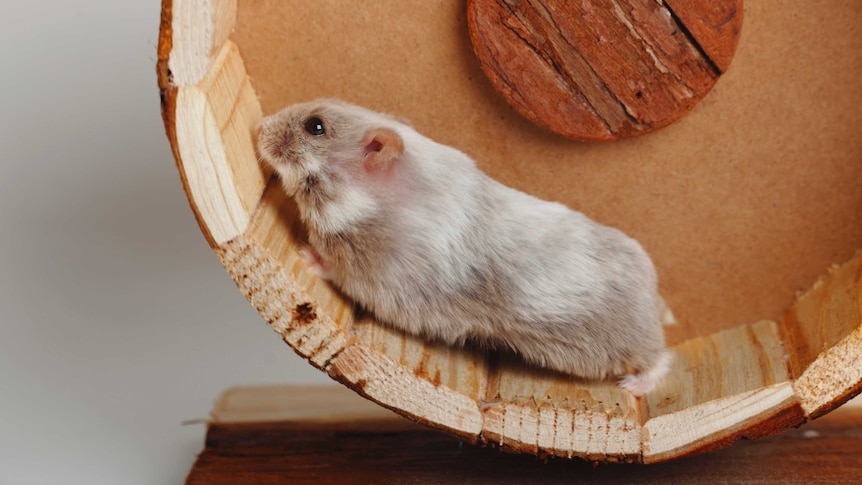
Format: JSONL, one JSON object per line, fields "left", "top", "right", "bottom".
{"left": 216, "top": 236, "right": 348, "bottom": 369}
{"left": 781, "top": 252, "right": 862, "bottom": 391}
{"left": 482, "top": 356, "right": 641, "bottom": 460}
{"left": 198, "top": 41, "right": 269, "bottom": 215}
{"left": 328, "top": 344, "right": 484, "bottom": 440}
{"left": 646, "top": 320, "right": 789, "bottom": 419}
{"left": 174, "top": 41, "right": 266, "bottom": 246}
{"left": 642, "top": 382, "right": 803, "bottom": 463}
{"left": 168, "top": 0, "right": 237, "bottom": 86}
{"left": 349, "top": 314, "right": 490, "bottom": 404}
{"left": 481, "top": 401, "right": 643, "bottom": 461}
{"left": 794, "top": 326, "right": 862, "bottom": 418}
{"left": 175, "top": 86, "right": 249, "bottom": 245}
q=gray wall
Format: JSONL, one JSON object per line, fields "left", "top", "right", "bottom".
{"left": 0, "top": 3, "right": 329, "bottom": 484}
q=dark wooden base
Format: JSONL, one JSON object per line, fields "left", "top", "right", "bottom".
{"left": 186, "top": 386, "right": 862, "bottom": 484}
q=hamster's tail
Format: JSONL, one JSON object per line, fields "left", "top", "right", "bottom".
{"left": 618, "top": 351, "right": 673, "bottom": 397}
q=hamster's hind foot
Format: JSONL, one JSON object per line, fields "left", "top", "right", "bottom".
{"left": 618, "top": 351, "right": 672, "bottom": 397}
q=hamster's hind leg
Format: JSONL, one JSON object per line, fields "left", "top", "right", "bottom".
{"left": 618, "top": 351, "right": 672, "bottom": 397}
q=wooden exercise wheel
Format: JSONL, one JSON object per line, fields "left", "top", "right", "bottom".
{"left": 157, "top": 0, "right": 862, "bottom": 463}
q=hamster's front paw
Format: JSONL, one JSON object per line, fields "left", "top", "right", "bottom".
{"left": 618, "top": 373, "right": 655, "bottom": 397}
{"left": 300, "top": 246, "right": 332, "bottom": 280}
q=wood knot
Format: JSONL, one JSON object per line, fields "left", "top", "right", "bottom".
{"left": 292, "top": 302, "right": 317, "bottom": 325}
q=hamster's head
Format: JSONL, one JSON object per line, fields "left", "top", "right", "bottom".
{"left": 257, "top": 99, "right": 407, "bottom": 233}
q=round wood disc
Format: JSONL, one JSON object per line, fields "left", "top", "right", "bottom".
{"left": 467, "top": 0, "right": 743, "bottom": 141}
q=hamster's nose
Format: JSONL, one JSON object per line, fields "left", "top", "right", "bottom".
{"left": 255, "top": 123, "right": 263, "bottom": 136}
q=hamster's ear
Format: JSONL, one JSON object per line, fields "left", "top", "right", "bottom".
{"left": 361, "top": 128, "right": 404, "bottom": 172}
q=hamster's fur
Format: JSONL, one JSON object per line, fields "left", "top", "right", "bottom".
{"left": 257, "top": 98, "right": 672, "bottom": 396}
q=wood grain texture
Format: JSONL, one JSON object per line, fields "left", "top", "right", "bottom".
{"left": 467, "top": 0, "right": 741, "bottom": 140}
{"left": 175, "top": 86, "right": 248, "bottom": 245}
{"left": 642, "top": 382, "right": 802, "bottom": 463}
{"left": 185, "top": 385, "right": 862, "bottom": 484}
{"left": 481, "top": 400, "right": 643, "bottom": 461}
{"left": 350, "top": 312, "right": 491, "bottom": 405}
{"left": 329, "top": 344, "right": 485, "bottom": 439}
{"left": 217, "top": 234, "right": 349, "bottom": 369}
{"left": 243, "top": 184, "right": 352, "bottom": 324}
{"left": 782, "top": 251, "right": 862, "bottom": 417}
{"left": 664, "top": 0, "right": 743, "bottom": 72}
{"left": 794, "top": 324, "right": 862, "bottom": 419}
{"left": 198, "top": 41, "right": 268, "bottom": 215}
{"left": 158, "top": 0, "right": 862, "bottom": 465}
{"left": 168, "top": 0, "right": 237, "bottom": 86}
{"left": 782, "top": 252, "right": 862, "bottom": 379}
{"left": 158, "top": 0, "right": 219, "bottom": 247}
{"left": 646, "top": 320, "right": 789, "bottom": 419}
{"left": 174, "top": 41, "right": 266, "bottom": 246}
{"left": 482, "top": 355, "right": 641, "bottom": 460}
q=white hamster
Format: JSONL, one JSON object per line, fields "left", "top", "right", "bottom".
{"left": 257, "top": 98, "right": 673, "bottom": 396}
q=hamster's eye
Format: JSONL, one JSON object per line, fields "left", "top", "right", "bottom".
{"left": 304, "top": 117, "right": 326, "bottom": 136}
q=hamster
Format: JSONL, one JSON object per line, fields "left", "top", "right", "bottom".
{"left": 257, "top": 98, "right": 673, "bottom": 396}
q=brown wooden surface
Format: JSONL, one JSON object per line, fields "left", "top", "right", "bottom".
{"left": 467, "top": 0, "right": 742, "bottom": 140}
{"left": 186, "top": 386, "right": 862, "bottom": 484}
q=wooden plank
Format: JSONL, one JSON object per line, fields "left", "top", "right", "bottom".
{"left": 349, "top": 313, "right": 490, "bottom": 405}
{"left": 211, "top": 385, "right": 402, "bottom": 424}
{"left": 328, "top": 344, "right": 484, "bottom": 440}
{"left": 481, "top": 400, "right": 642, "bottom": 462}
{"left": 216, "top": 234, "right": 348, "bottom": 369}
{"left": 781, "top": 251, "right": 862, "bottom": 392}
{"left": 158, "top": 0, "right": 217, "bottom": 246}
{"left": 168, "top": 0, "right": 237, "bottom": 86}
{"left": 646, "top": 320, "right": 789, "bottom": 419}
{"left": 642, "top": 382, "right": 803, "bottom": 463}
{"left": 198, "top": 41, "right": 269, "bottom": 215}
{"left": 161, "top": 0, "right": 265, "bottom": 246}
{"left": 175, "top": 86, "right": 249, "bottom": 245}
{"left": 186, "top": 385, "right": 862, "bottom": 484}
{"left": 482, "top": 356, "right": 642, "bottom": 461}
{"left": 794, "top": 324, "right": 862, "bottom": 418}
{"left": 174, "top": 40, "right": 267, "bottom": 246}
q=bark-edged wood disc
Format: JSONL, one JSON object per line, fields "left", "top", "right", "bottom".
{"left": 467, "top": 0, "right": 743, "bottom": 141}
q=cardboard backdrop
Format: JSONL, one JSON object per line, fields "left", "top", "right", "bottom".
{"left": 232, "top": 0, "right": 862, "bottom": 344}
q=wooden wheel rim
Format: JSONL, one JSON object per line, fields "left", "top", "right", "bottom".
{"left": 157, "top": 0, "right": 862, "bottom": 463}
